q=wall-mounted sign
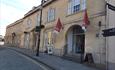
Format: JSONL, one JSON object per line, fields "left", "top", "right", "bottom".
{"left": 102, "top": 28, "right": 115, "bottom": 37}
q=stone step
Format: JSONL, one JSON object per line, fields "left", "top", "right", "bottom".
{"left": 62, "top": 54, "right": 83, "bottom": 63}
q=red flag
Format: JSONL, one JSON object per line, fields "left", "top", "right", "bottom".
{"left": 54, "top": 18, "right": 63, "bottom": 32}
{"left": 83, "top": 9, "right": 90, "bottom": 27}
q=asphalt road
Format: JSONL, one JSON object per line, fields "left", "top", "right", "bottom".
{"left": 0, "top": 48, "right": 47, "bottom": 70}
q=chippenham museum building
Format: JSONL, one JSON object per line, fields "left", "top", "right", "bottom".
{"left": 4, "top": 0, "right": 115, "bottom": 70}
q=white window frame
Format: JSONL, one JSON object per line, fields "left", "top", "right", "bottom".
{"left": 47, "top": 8, "right": 55, "bottom": 22}
{"left": 67, "top": 0, "right": 86, "bottom": 15}
{"left": 37, "top": 14, "right": 40, "bottom": 26}
{"left": 27, "top": 18, "right": 32, "bottom": 28}
{"left": 81, "top": 0, "right": 86, "bottom": 10}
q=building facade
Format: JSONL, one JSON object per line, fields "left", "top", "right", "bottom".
{"left": 5, "top": 0, "right": 115, "bottom": 67}
{"left": 106, "top": 0, "right": 115, "bottom": 70}
{"left": 5, "top": 19, "right": 23, "bottom": 47}
{"left": 40, "top": 0, "right": 106, "bottom": 65}
{"left": 22, "top": 6, "right": 41, "bottom": 50}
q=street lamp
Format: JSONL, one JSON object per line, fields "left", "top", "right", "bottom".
{"left": 35, "top": 0, "right": 44, "bottom": 56}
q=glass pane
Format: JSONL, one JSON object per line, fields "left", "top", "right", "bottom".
{"left": 81, "top": 0, "right": 86, "bottom": 10}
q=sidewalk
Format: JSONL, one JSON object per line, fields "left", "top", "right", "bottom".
{"left": 5, "top": 46, "right": 99, "bottom": 70}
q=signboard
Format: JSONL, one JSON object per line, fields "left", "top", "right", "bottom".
{"left": 35, "top": 26, "right": 40, "bottom": 32}
{"left": 35, "top": 25, "right": 45, "bottom": 32}
{"left": 102, "top": 28, "right": 115, "bottom": 37}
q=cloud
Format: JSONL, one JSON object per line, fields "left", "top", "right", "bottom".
{"left": 0, "top": 0, "right": 41, "bottom": 36}
{"left": 19, "top": 0, "right": 41, "bottom": 10}
{"left": 1, "top": 3, "right": 24, "bottom": 23}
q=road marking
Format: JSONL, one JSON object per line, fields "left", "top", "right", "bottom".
{"left": 10, "top": 50, "right": 52, "bottom": 70}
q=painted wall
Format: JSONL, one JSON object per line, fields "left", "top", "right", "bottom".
{"left": 5, "top": 19, "right": 23, "bottom": 47}
{"left": 40, "top": 0, "right": 106, "bottom": 64}
{"left": 107, "top": 0, "right": 115, "bottom": 70}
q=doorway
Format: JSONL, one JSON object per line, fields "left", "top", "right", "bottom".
{"left": 24, "top": 33, "right": 30, "bottom": 49}
{"left": 66, "top": 25, "right": 85, "bottom": 62}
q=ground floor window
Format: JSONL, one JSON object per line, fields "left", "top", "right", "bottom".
{"left": 44, "top": 31, "right": 54, "bottom": 52}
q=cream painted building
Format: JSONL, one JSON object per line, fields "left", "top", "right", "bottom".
{"left": 5, "top": 0, "right": 115, "bottom": 68}
{"left": 5, "top": 19, "right": 23, "bottom": 47}
{"left": 40, "top": 0, "right": 106, "bottom": 65}
{"left": 106, "top": 0, "right": 115, "bottom": 70}
{"left": 5, "top": 6, "right": 42, "bottom": 50}
{"left": 22, "top": 6, "right": 41, "bottom": 50}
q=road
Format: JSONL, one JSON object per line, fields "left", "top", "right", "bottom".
{"left": 0, "top": 47, "right": 49, "bottom": 70}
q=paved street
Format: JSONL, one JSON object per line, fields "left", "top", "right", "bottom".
{"left": 0, "top": 48, "right": 50, "bottom": 70}
{"left": 0, "top": 46, "right": 102, "bottom": 70}
{"left": 5, "top": 46, "right": 100, "bottom": 70}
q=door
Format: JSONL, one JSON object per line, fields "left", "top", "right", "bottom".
{"left": 67, "top": 25, "right": 85, "bottom": 54}
{"left": 73, "top": 34, "right": 85, "bottom": 54}
{"left": 24, "top": 33, "right": 30, "bottom": 49}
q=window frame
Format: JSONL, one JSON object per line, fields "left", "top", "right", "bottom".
{"left": 47, "top": 8, "right": 55, "bottom": 22}
{"left": 27, "top": 18, "right": 32, "bottom": 29}
{"left": 67, "top": 0, "right": 86, "bottom": 15}
{"left": 36, "top": 14, "right": 40, "bottom": 26}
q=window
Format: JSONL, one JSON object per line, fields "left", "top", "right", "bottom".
{"left": 27, "top": 19, "right": 32, "bottom": 28}
{"left": 47, "top": 8, "right": 55, "bottom": 22}
{"left": 37, "top": 14, "right": 40, "bottom": 26}
{"left": 67, "top": 0, "right": 86, "bottom": 15}
{"left": 44, "top": 31, "right": 54, "bottom": 48}
{"left": 81, "top": 0, "right": 86, "bottom": 10}
{"left": 68, "top": 0, "right": 80, "bottom": 15}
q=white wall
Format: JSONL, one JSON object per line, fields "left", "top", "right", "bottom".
{"left": 107, "top": 0, "right": 115, "bottom": 70}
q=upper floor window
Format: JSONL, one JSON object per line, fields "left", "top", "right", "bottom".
{"left": 47, "top": 8, "right": 55, "bottom": 22}
{"left": 27, "top": 18, "right": 32, "bottom": 28}
{"left": 67, "top": 0, "right": 86, "bottom": 15}
{"left": 37, "top": 14, "right": 40, "bottom": 26}
{"left": 81, "top": 0, "right": 86, "bottom": 10}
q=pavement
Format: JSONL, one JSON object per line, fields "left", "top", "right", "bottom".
{"left": 2, "top": 46, "right": 100, "bottom": 70}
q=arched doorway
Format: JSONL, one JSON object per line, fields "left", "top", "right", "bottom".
{"left": 66, "top": 25, "right": 85, "bottom": 62}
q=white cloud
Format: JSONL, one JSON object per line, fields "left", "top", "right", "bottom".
{"left": 0, "top": 0, "right": 41, "bottom": 36}
{"left": 19, "top": 0, "right": 41, "bottom": 10}
{"left": 1, "top": 3, "right": 24, "bottom": 24}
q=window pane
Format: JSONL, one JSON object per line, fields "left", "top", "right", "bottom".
{"left": 37, "top": 15, "right": 40, "bottom": 26}
{"left": 81, "top": 0, "right": 86, "bottom": 10}
{"left": 47, "top": 8, "right": 55, "bottom": 22}
{"left": 67, "top": 0, "right": 81, "bottom": 15}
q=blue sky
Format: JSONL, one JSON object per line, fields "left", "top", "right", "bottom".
{"left": 0, "top": 0, "right": 41, "bottom": 36}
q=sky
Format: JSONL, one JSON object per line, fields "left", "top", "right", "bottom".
{"left": 0, "top": 0, "right": 41, "bottom": 36}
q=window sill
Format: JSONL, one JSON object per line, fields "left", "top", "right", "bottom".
{"left": 66, "top": 10, "right": 84, "bottom": 17}
{"left": 46, "top": 19, "right": 55, "bottom": 23}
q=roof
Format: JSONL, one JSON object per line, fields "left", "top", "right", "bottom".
{"left": 7, "top": 18, "right": 23, "bottom": 29}
{"left": 23, "top": 0, "right": 56, "bottom": 18}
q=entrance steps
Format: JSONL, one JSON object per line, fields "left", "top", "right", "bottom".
{"left": 62, "top": 54, "right": 83, "bottom": 63}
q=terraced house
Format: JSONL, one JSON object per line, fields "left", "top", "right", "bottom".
{"left": 22, "top": 6, "right": 41, "bottom": 50}
{"left": 40, "top": 0, "right": 106, "bottom": 65}
{"left": 5, "top": 19, "right": 23, "bottom": 47}
{"left": 5, "top": 0, "right": 112, "bottom": 68}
